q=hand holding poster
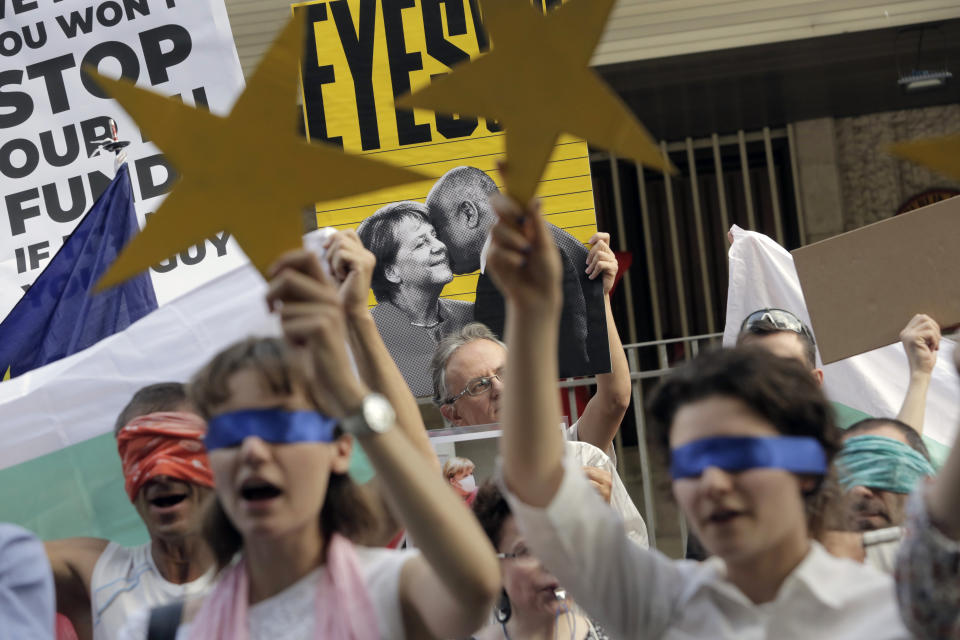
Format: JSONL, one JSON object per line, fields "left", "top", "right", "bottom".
{"left": 297, "top": 0, "right": 611, "bottom": 396}
{"left": 1, "top": 0, "right": 247, "bottom": 318}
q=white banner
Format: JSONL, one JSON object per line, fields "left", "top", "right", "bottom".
{"left": 723, "top": 224, "right": 958, "bottom": 453}
{"left": 0, "top": 0, "right": 247, "bottom": 319}
{"left": 0, "top": 258, "right": 280, "bottom": 469}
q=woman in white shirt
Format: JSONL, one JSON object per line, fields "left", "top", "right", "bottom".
{"left": 481, "top": 190, "right": 911, "bottom": 639}
{"left": 120, "top": 249, "right": 500, "bottom": 639}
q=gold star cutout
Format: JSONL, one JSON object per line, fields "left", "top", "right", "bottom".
{"left": 89, "top": 11, "right": 428, "bottom": 289}
{"left": 890, "top": 132, "right": 960, "bottom": 182}
{"left": 397, "top": 0, "right": 673, "bottom": 203}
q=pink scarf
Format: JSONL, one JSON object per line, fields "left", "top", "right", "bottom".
{"left": 188, "top": 534, "right": 379, "bottom": 640}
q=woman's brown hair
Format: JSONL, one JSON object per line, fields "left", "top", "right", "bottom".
{"left": 648, "top": 346, "right": 842, "bottom": 534}
{"left": 190, "top": 336, "right": 378, "bottom": 569}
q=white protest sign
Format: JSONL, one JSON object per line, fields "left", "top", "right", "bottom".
{"left": 0, "top": 0, "right": 248, "bottom": 318}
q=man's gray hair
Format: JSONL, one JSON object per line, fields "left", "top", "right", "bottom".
{"left": 431, "top": 322, "right": 506, "bottom": 408}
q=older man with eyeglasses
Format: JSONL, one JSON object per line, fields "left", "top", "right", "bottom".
{"left": 430, "top": 323, "right": 648, "bottom": 547}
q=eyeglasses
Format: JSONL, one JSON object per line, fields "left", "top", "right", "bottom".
{"left": 497, "top": 546, "right": 532, "bottom": 561}
{"left": 444, "top": 373, "right": 504, "bottom": 406}
{"left": 739, "top": 308, "right": 816, "bottom": 344}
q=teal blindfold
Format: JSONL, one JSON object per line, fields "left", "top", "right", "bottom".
{"left": 837, "top": 435, "right": 935, "bottom": 494}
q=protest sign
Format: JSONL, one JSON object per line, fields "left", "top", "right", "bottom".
{"left": 296, "top": 0, "right": 610, "bottom": 396}
{"left": 0, "top": 0, "right": 247, "bottom": 319}
{"left": 88, "top": 12, "right": 429, "bottom": 290}
{"left": 792, "top": 195, "right": 960, "bottom": 364}
{"left": 398, "top": 0, "right": 670, "bottom": 203}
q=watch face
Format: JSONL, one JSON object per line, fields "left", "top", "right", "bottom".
{"left": 363, "top": 394, "right": 395, "bottom": 433}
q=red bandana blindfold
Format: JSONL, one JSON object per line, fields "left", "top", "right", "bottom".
{"left": 117, "top": 412, "right": 214, "bottom": 502}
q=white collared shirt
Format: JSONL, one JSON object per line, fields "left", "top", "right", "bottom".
{"left": 502, "top": 458, "right": 910, "bottom": 640}
{"left": 564, "top": 438, "right": 647, "bottom": 548}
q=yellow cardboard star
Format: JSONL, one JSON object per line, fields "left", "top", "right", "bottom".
{"left": 397, "top": 0, "right": 673, "bottom": 203}
{"left": 89, "top": 12, "right": 428, "bottom": 289}
{"left": 890, "top": 132, "right": 960, "bottom": 182}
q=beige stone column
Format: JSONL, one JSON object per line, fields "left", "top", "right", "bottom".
{"left": 794, "top": 118, "right": 846, "bottom": 244}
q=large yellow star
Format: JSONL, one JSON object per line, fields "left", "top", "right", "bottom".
{"left": 890, "top": 132, "right": 960, "bottom": 181}
{"left": 397, "top": 0, "right": 673, "bottom": 203}
{"left": 89, "top": 12, "right": 428, "bottom": 289}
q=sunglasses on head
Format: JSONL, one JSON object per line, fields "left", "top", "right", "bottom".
{"left": 739, "top": 308, "right": 815, "bottom": 344}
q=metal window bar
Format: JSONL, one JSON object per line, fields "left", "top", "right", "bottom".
{"left": 763, "top": 127, "right": 785, "bottom": 246}
{"left": 711, "top": 133, "right": 732, "bottom": 248}
{"left": 636, "top": 164, "right": 669, "bottom": 370}
{"left": 786, "top": 123, "right": 808, "bottom": 247}
{"left": 567, "top": 384, "right": 579, "bottom": 425}
{"left": 686, "top": 137, "right": 716, "bottom": 335}
{"left": 737, "top": 129, "right": 757, "bottom": 230}
{"left": 589, "top": 129, "right": 788, "bottom": 163}
{"left": 661, "top": 141, "right": 692, "bottom": 359}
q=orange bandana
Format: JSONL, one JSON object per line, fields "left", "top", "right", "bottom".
{"left": 117, "top": 412, "right": 214, "bottom": 502}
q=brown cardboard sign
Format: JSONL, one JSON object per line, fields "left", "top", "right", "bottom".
{"left": 791, "top": 195, "right": 960, "bottom": 364}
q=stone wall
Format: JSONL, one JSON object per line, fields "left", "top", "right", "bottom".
{"left": 795, "top": 104, "right": 960, "bottom": 242}
{"left": 835, "top": 104, "right": 960, "bottom": 230}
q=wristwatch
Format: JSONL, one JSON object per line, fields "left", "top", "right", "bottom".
{"left": 340, "top": 393, "right": 395, "bottom": 437}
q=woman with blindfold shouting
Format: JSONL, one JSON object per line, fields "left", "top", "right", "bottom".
{"left": 120, "top": 248, "right": 500, "bottom": 639}
{"left": 483, "top": 182, "right": 910, "bottom": 639}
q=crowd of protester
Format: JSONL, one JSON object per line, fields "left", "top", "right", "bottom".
{"left": 2, "top": 177, "right": 959, "bottom": 639}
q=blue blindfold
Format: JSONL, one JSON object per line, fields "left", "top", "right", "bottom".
{"left": 670, "top": 436, "right": 828, "bottom": 480}
{"left": 205, "top": 409, "right": 338, "bottom": 451}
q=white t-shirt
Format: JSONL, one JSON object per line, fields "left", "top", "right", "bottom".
{"left": 118, "top": 546, "right": 416, "bottom": 640}
{"left": 564, "top": 439, "right": 647, "bottom": 548}
{"left": 566, "top": 420, "right": 617, "bottom": 467}
{"left": 91, "top": 542, "right": 213, "bottom": 640}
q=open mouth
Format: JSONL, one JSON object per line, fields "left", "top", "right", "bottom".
{"left": 240, "top": 481, "right": 283, "bottom": 502}
{"left": 150, "top": 493, "right": 188, "bottom": 509}
{"left": 707, "top": 509, "right": 743, "bottom": 525}
{"left": 855, "top": 512, "right": 890, "bottom": 529}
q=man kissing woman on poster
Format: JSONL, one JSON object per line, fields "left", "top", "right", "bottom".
{"left": 358, "top": 165, "right": 608, "bottom": 398}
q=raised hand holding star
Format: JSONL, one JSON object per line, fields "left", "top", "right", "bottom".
{"left": 397, "top": 0, "right": 673, "bottom": 204}
{"left": 88, "top": 11, "right": 429, "bottom": 290}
